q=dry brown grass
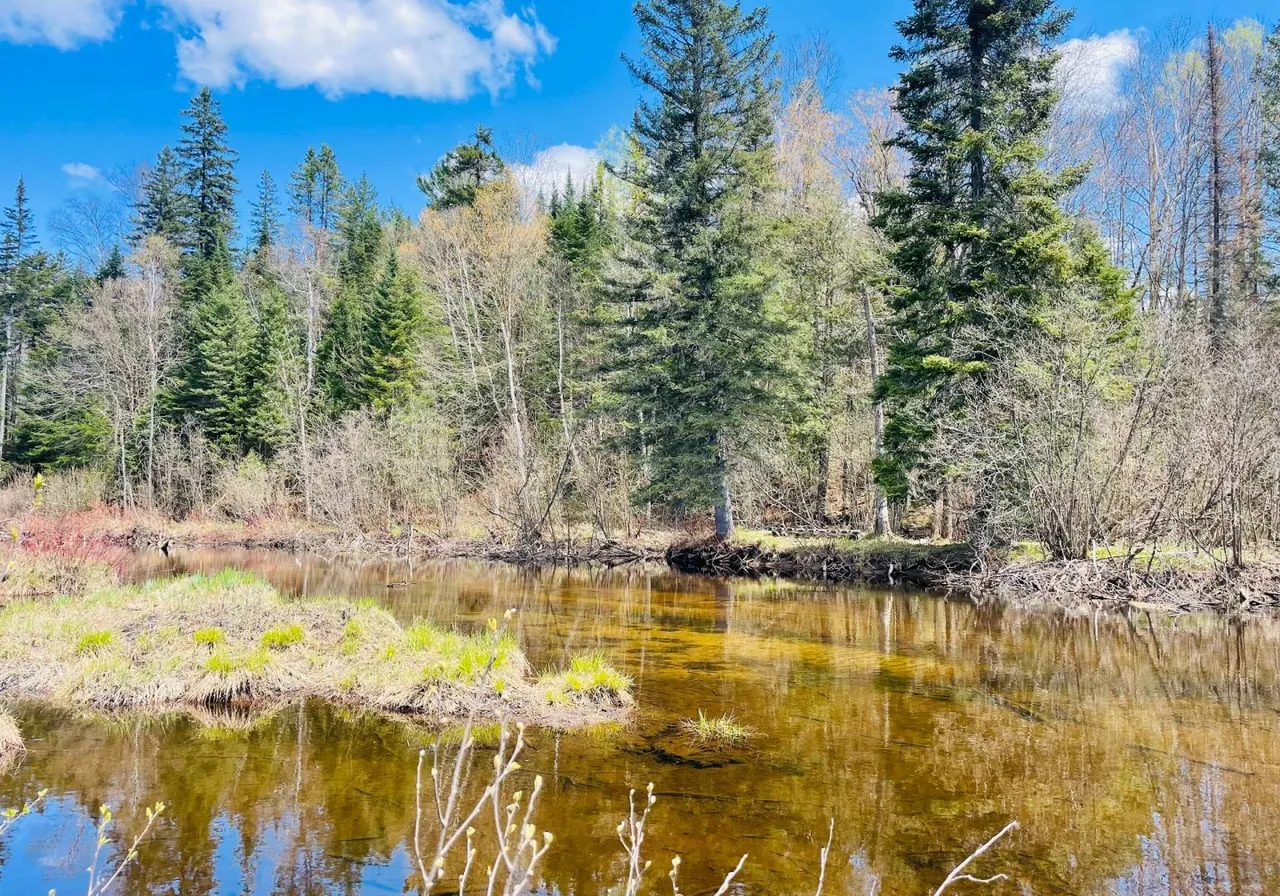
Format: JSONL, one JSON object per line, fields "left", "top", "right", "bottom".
{"left": 0, "top": 571, "right": 631, "bottom": 729}
{"left": 0, "top": 710, "right": 21, "bottom": 772}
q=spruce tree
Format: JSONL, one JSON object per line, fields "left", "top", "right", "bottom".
{"left": 168, "top": 239, "right": 253, "bottom": 448}
{"left": 134, "top": 146, "right": 188, "bottom": 245}
{"left": 177, "top": 88, "right": 238, "bottom": 258}
{"left": 95, "top": 245, "right": 126, "bottom": 283}
{"left": 317, "top": 176, "right": 383, "bottom": 414}
{"left": 289, "top": 144, "right": 344, "bottom": 230}
{"left": 250, "top": 170, "right": 281, "bottom": 254}
{"left": 1262, "top": 24, "right": 1280, "bottom": 283}
{"left": 873, "top": 0, "right": 1132, "bottom": 503}
{"left": 609, "top": 0, "right": 786, "bottom": 540}
{"left": 361, "top": 255, "right": 424, "bottom": 413}
{"left": 0, "top": 177, "right": 35, "bottom": 273}
{"left": 243, "top": 275, "right": 293, "bottom": 456}
{"left": 417, "top": 126, "right": 505, "bottom": 209}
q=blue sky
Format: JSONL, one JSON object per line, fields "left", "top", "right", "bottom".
{"left": 0, "top": 0, "right": 1273, "bottom": 258}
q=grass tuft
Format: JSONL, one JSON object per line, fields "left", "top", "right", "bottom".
{"left": 193, "top": 627, "right": 225, "bottom": 648}
{"left": 679, "top": 710, "right": 757, "bottom": 747}
{"left": 74, "top": 630, "right": 116, "bottom": 656}
{"left": 260, "top": 624, "right": 304, "bottom": 651}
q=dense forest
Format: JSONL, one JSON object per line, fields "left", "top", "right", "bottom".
{"left": 2, "top": 0, "right": 1280, "bottom": 566}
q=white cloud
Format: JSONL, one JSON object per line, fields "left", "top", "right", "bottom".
{"left": 0, "top": 0, "right": 123, "bottom": 49}
{"left": 1, "top": 0, "right": 555, "bottom": 100}
{"left": 163, "top": 0, "right": 554, "bottom": 99}
{"left": 1056, "top": 30, "right": 1139, "bottom": 115}
{"left": 512, "top": 144, "right": 601, "bottom": 200}
{"left": 62, "top": 161, "right": 103, "bottom": 184}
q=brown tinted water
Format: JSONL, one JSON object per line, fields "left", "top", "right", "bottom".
{"left": 2, "top": 549, "right": 1280, "bottom": 895}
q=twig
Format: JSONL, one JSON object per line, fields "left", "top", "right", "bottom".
{"left": 933, "top": 820, "right": 1019, "bottom": 896}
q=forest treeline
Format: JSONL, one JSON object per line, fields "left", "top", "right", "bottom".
{"left": 2, "top": 0, "right": 1280, "bottom": 565}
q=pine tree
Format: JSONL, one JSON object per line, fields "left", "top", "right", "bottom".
{"left": 417, "top": 126, "right": 505, "bottom": 209}
{"left": 873, "top": 0, "right": 1132, "bottom": 503}
{"left": 250, "top": 170, "right": 281, "bottom": 254}
{"left": 361, "top": 254, "right": 424, "bottom": 413}
{"left": 177, "top": 88, "right": 238, "bottom": 258}
{"left": 134, "top": 146, "right": 188, "bottom": 245}
{"left": 609, "top": 0, "right": 787, "bottom": 540}
{"left": 168, "top": 239, "right": 253, "bottom": 448}
{"left": 549, "top": 169, "right": 612, "bottom": 278}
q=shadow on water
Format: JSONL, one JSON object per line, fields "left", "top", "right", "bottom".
{"left": 3, "top": 548, "right": 1280, "bottom": 895}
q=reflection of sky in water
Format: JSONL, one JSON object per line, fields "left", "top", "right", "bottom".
{"left": 1, "top": 549, "right": 1278, "bottom": 895}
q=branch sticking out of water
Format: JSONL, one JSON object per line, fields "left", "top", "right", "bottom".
{"left": 933, "top": 820, "right": 1020, "bottom": 896}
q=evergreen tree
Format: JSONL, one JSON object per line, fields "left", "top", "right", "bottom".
{"left": 549, "top": 168, "right": 612, "bottom": 278}
{"left": 134, "top": 146, "right": 188, "bottom": 245}
{"left": 417, "top": 126, "right": 505, "bottom": 209}
{"left": 609, "top": 0, "right": 787, "bottom": 540}
{"left": 361, "top": 254, "right": 424, "bottom": 413}
{"left": 0, "top": 177, "right": 35, "bottom": 273}
{"left": 1262, "top": 23, "right": 1280, "bottom": 283}
{"left": 873, "top": 0, "right": 1132, "bottom": 503}
{"left": 289, "top": 146, "right": 319, "bottom": 227}
{"left": 243, "top": 275, "right": 293, "bottom": 455}
{"left": 250, "top": 170, "right": 281, "bottom": 254}
{"left": 168, "top": 239, "right": 253, "bottom": 448}
{"left": 95, "top": 245, "right": 126, "bottom": 283}
{"left": 177, "top": 89, "right": 238, "bottom": 258}
{"left": 317, "top": 176, "right": 383, "bottom": 414}
{"left": 289, "top": 144, "right": 343, "bottom": 230}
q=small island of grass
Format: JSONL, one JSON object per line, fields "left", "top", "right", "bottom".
{"left": 0, "top": 569, "right": 632, "bottom": 752}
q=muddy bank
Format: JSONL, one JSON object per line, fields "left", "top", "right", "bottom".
{"left": 666, "top": 538, "right": 1280, "bottom": 614}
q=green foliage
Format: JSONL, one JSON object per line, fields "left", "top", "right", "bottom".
{"left": 418, "top": 126, "right": 505, "bottom": 209}
{"left": 134, "top": 146, "right": 188, "bottom": 245}
{"left": 873, "top": 0, "right": 1134, "bottom": 501}
{"left": 168, "top": 240, "right": 254, "bottom": 449}
{"left": 250, "top": 170, "right": 281, "bottom": 253}
{"left": 1262, "top": 24, "right": 1280, "bottom": 284}
{"left": 361, "top": 255, "right": 425, "bottom": 413}
{"left": 242, "top": 273, "right": 294, "bottom": 456}
{"left": 289, "top": 144, "right": 343, "bottom": 231}
{"left": 177, "top": 88, "right": 238, "bottom": 259}
{"left": 607, "top": 0, "right": 789, "bottom": 537}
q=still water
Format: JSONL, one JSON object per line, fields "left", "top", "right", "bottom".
{"left": 2, "top": 549, "right": 1279, "bottom": 895}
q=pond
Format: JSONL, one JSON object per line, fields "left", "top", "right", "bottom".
{"left": 2, "top": 549, "right": 1279, "bottom": 895}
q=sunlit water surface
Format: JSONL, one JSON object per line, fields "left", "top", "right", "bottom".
{"left": 2, "top": 549, "right": 1279, "bottom": 895}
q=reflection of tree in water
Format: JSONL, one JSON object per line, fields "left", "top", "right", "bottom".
{"left": 4, "top": 556, "right": 1279, "bottom": 895}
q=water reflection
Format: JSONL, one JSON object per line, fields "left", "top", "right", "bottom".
{"left": 2, "top": 550, "right": 1279, "bottom": 895}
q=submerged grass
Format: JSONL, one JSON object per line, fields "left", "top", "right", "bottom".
{"left": 0, "top": 711, "right": 20, "bottom": 770}
{"left": 679, "top": 710, "right": 758, "bottom": 747}
{"left": 0, "top": 571, "right": 631, "bottom": 730}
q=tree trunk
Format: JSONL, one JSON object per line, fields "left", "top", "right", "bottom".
{"left": 862, "top": 286, "right": 891, "bottom": 537}
{"left": 1207, "top": 25, "right": 1228, "bottom": 349}
{"left": 714, "top": 439, "right": 734, "bottom": 541}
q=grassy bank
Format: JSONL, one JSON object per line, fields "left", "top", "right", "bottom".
{"left": 0, "top": 571, "right": 632, "bottom": 752}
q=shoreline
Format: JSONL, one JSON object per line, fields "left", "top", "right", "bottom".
{"left": 21, "top": 511, "right": 1280, "bottom": 615}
